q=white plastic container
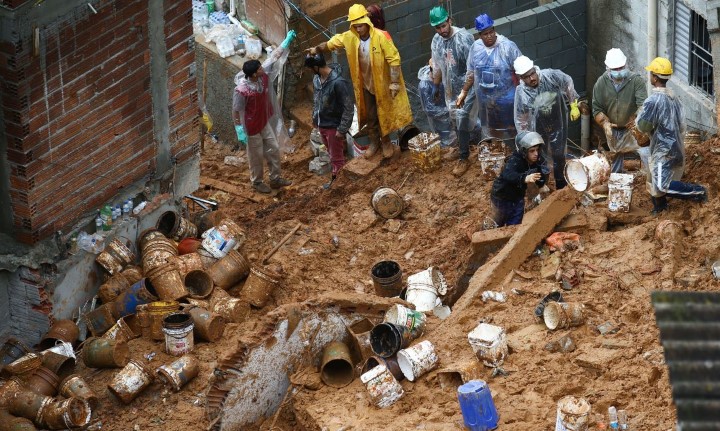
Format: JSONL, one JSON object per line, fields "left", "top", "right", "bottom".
{"left": 607, "top": 173, "right": 633, "bottom": 212}
{"left": 405, "top": 267, "right": 448, "bottom": 312}
{"left": 397, "top": 340, "right": 439, "bottom": 381}
{"left": 564, "top": 152, "right": 611, "bottom": 192}
{"left": 555, "top": 396, "right": 591, "bottom": 431}
{"left": 360, "top": 364, "right": 404, "bottom": 408}
{"left": 383, "top": 304, "right": 426, "bottom": 338}
{"left": 467, "top": 323, "right": 508, "bottom": 368}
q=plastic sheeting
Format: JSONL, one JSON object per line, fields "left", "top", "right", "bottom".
{"left": 418, "top": 65, "right": 456, "bottom": 147}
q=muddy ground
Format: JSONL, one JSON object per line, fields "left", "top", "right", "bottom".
{"left": 72, "top": 98, "right": 720, "bottom": 430}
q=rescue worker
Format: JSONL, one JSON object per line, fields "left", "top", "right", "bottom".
{"left": 591, "top": 48, "right": 647, "bottom": 173}
{"left": 307, "top": 4, "right": 413, "bottom": 160}
{"left": 429, "top": 5, "right": 477, "bottom": 176}
{"left": 458, "top": 14, "right": 522, "bottom": 141}
{"left": 636, "top": 57, "right": 707, "bottom": 214}
{"left": 418, "top": 59, "right": 455, "bottom": 147}
{"left": 305, "top": 54, "right": 355, "bottom": 189}
{"left": 490, "top": 131, "right": 549, "bottom": 226}
{"left": 513, "top": 55, "right": 580, "bottom": 190}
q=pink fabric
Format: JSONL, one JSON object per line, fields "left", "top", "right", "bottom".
{"left": 319, "top": 127, "right": 346, "bottom": 175}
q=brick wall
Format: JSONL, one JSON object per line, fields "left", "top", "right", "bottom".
{"left": 0, "top": 0, "right": 199, "bottom": 244}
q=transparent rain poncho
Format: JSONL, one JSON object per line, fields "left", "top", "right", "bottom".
{"left": 233, "top": 48, "right": 293, "bottom": 153}
{"left": 418, "top": 65, "right": 455, "bottom": 147}
{"left": 467, "top": 35, "right": 522, "bottom": 138}
{"left": 636, "top": 87, "right": 686, "bottom": 196}
{"left": 430, "top": 26, "right": 477, "bottom": 130}
{"left": 514, "top": 67, "right": 578, "bottom": 158}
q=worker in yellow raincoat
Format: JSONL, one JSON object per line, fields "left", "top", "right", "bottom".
{"left": 308, "top": 4, "right": 413, "bottom": 159}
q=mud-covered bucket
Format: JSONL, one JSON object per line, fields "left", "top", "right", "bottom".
{"left": 408, "top": 132, "right": 442, "bottom": 172}
{"left": 162, "top": 312, "right": 194, "bottom": 356}
{"left": 7, "top": 389, "right": 52, "bottom": 424}
{"left": 98, "top": 272, "right": 133, "bottom": 304}
{"left": 211, "top": 296, "right": 250, "bottom": 323}
{"left": 555, "top": 396, "right": 591, "bottom": 431}
{"left": 111, "top": 277, "right": 160, "bottom": 319}
{"left": 60, "top": 374, "right": 98, "bottom": 409}
{"left": 174, "top": 252, "right": 205, "bottom": 276}
{"left": 207, "top": 250, "right": 250, "bottom": 289}
{"left": 38, "top": 319, "right": 79, "bottom": 350}
{"left": 608, "top": 173, "right": 633, "bottom": 212}
{"left": 201, "top": 218, "right": 246, "bottom": 259}
{"left": 81, "top": 337, "right": 130, "bottom": 368}
{"left": 320, "top": 341, "right": 354, "bottom": 388}
{"left": 347, "top": 318, "right": 375, "bottom": 362}
{"left": 397, "top": 340, "right": 438, "bottom": 382}
{"left": 405, "top": 267, "right": 448, "bottom": 312}
{"left": 184, "top": 269, "right": 214, "bottom": 299}
{"left": 38, "top": 397, "right": 91, "bottom": 429}
{"left": 370, "top": 260, "right": 403, "bottom": 297}
{"left": 138, "top": 301, "right": 179, "bottom": 340}
{"left": 468, "top": 323, "right": 508, "bottom": 368}
{"left": 156, "top": 354, "right": 200, "bottom": 392}
{"left": 103, "top": 315, "right": 141, "bottom": 344}
{"left": 108, "top": 359, "right": 154, "bottom": 404}
{"left": 361, "top": 355, "right": 404, "bottom": 382}
{"left": 384, "top": 304, "right": 426, "bottom": 338}
{"left": 84, "top": 303, "right": 117, "bottom": 337}
{"left": 188, "top": 307, "right": 226, "bottom": 342}
{"left": 478, "top": 150, "right": 506, "bottom": 179}
{"left": 0, "top": 409, "right": 35, "bottom": 430}
{"left": 543, "top": 302, "right": 585, "bottom": 331}
{"left": 157, "top": 210, "right": 198, "bottom": 241}
{"left": 371, "top": 187, "right": 405, "bottom": 219}
{"left": 25, "top": 366, "right": 60, "bottom": 396}
{"left": 96, "top": 237, "right": 136, "bottom": 275}
{"left": 145, "top": 262, "right": 188, "bottom": 302}
{"left": 40, "top": 350, "right": 76, "bottom": 380}
{"left": 370, "top": 322, "right": 412, "bottom": 358}
{"left": 141, "top": 233, "right": 177, "bottom": 273}
{"left": 0, "top": 338, "right": 31, "bottom": 367}
{"left": 564, "top": 152, "right": 611, "bottom": 192}
{"left": 242, "top": 266, "right": 280, "bottom": 308}
{"left": 4, "top": 353, "right": 42, "bottom": 376}
{"left": 360, "top": 364, "right": 404, "bottom": 408}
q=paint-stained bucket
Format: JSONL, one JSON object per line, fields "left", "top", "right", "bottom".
{"left": 141, "top": 233, "right": 178, "bottom": 273}
{"left": 408, "top": 132, "right": 442, "bottom": 171}
{"left": 103, "top": 315, "right": 142, "bottom": 344}
{"left": 361, "top": 355, "right": 404, "bottom": 382}
{"left": 201, "top": 219, "right": 246, "bottom": 259}
{"left": 145, "top": 262, "right": 188, "bottom": 302}
{"left": 40, "top": 351, "right": 75, "bottom": 380}
{"left": 370, "top": 322, "right": 412, "bottom": 358}
{"left": 174, "top": 252, "right": 206, "bottom": 276}
{"left": 371, "top": 187, "right": 405, "bottom": 219}
{"left": 196, "top": 247, "right": 219, "bottom": 268}
{"left": 0, "top": 338, "right": 31, "bottom": 367}
{"left": 188, "top": 307, "right": 226, "bottom": 342}
{"left": 347, "top": 318, "right": 375, "bottom": 362}
{"left": 121, "top": 265, "right": 144, "bottom": 285}
{"left": 178, "top": 237, "right": 202, "bottom": 255}
{"left": 564, "top": 152, "right": 611, "bottom": 192}
{"left": 98, "top": 272, "right": 133, "bottom": 304}
{"left": 162, "top": 312, "right": 194, "bottom": 356}
{"left": 157, "top": 210, "right": 198, "bottom": 241}
{"left": 207, "top": 250, "right": 251, "bottom": 289}
{"left": 38, "top": 319, "right": 80, "bottom": 350}
{"left": 468, "top": 323, "right": 508, "bottom": 368}
{"left": 406, "top": 267, "right": 448, "bottom": 312}
{"left": 138, "top": 301, "right": 179, "bottom": 341}
{"left": 38, "top": 397, "right": 91, "bottom": 429}
{"left": 608, "top": 173, "right": 633, "bottom": 212}
{"left": 457, "top": 380, "right": 499, "bottom": 431}
{"left": 111, "top": 277, "right": 160, "bottom": 319}
{"left": 370, "top": 260, "right": 403, "bottom": 297}
{"left": 84, "top": 303, "right": 117, "bottom": 337}
{"left": 0, "top": 409, "right": 35, "bottom": 430}
{"left": 108, "top": 359, "right": 154, "bottom": 404}
{"left": 7, "top": 389, "right": 52, "bottom": 424}
{"left": 242, "top": 266, "right": 280, "bottom": 308}
{"left": 397, "top": 340, "right": 438, "bottom": 382}
{"left": 543, "top": 302, "right": 585, "bottom": 331}
{"left": 320, "top": 342, "right": 354, "bottom": 388}
{"left": 96, "top": 237, "right": 136, "bottom": 275}
{"left": 60, "top": 374, "right": 99, "bottom": 409}
{"left": 184, "top": 269, "right": 214, "bottom": 299}
{"left": 384, "top": 304, "right": 426, "bottom": 338}
{"left": 555, "top": 396, "right": 591, "bottom": 431}
{"left": 360, "top": 364, "right": 404, "bottom": 408}
{"left": 479, "top": 152, "right": 506, "bottom": 179}
{"left": 4, "top": 353, "right": 42, "bottom": 376}
{"left": 211, "top": 297, "right": 250, "bottom": 323}
{"left": 81, "top": 337, "right": 130, "bottom": 368}
{"left": 24, "top": 366, "right": 60, "bottom": 396}
{"left": 156, "top": 354, "right": 200, "bottom": 392}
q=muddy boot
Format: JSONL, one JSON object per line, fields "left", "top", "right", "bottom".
{"left": 381, "top": 140, "right": 395, "bottom": 159}
{"left": 651, "top": 196, "right": 668, "bottom": 216}
{"left": 269, "top": 178, "right": 292, "bottom": 189}
{"left": 452, "top": 159, "right": 469, "bottom": 177}
{"left": 252, "top": 182, "right": 272, "bottom": 194}
{"left": 364, "top": 141, "right": 380, "bottom": 159}
{"left": 442, "top": 147, "right": 459, "bottom": 161}
{"left": 322, "top": 175, "right": 336, "bottom": 190}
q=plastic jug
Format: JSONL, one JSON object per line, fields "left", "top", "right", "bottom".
{"left": 457, "top": 380, "right": 499, "bottom": 430}
{"left": 245, "top": 37, "right": 262, "bottom": 60}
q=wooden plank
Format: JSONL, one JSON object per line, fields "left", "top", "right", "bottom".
{"left": 200, "top": 176, "right": 260, "bottom": 203}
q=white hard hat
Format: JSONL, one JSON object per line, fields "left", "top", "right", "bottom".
{"left": 513, "top": 55, "right": 534, "bottom": 75}
{"left": 604, "top": 48, "right": 627, "bottom": 69}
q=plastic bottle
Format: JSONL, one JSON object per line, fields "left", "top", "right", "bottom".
{"left": 608, "top": 406, "right": 619, "bottom": 429}
{"left": 95, "top": 210, "right": 103, "bottom": 234}
{"left": 132, "top": 201, "right": 147, "bottom": 215}
{"left": 618, "top": 409, "right": 628, "bottom": 430}
{"left": 123, "top": 200, "right": 131, "bottom": 220}
{"left": 101, "top": 205, "right": 112, "bottom": 231}
{"left": 111, "top": 205, "right": 119, "bottom": 222}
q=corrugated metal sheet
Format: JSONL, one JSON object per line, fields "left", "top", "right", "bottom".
{"left": 652, "top": 291, "right": 720, "bottom": 429}
{"left": 674, "top": 1, "right": 691, "bottom": 82}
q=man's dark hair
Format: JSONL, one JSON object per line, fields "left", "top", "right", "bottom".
{"left": 304, "top": 54, "right": 326, "bottom": 69}
{"left": 243, "top": 60, "right": 261, "bottom": 78}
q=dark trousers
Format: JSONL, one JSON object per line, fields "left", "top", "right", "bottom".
{"left": 491, "top": 196, "right": 525, "bottom": 226}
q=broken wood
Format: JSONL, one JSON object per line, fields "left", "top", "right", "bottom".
{"left": 262, "top": 223, "right": 302, "bottom": 265}
{"left": 200, "top": 176, "right": 260, "bottom": 203}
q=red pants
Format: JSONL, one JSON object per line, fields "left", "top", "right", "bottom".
{"left": 319, "top": 127, "right": 346, "bottom": 176}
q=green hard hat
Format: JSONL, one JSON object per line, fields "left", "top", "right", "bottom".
{"left": 429, "top": 6, "right": 449, "bottom": 27}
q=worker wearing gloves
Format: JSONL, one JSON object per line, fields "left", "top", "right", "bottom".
{"left": 591, "top": 48, "right": 648, "bottom": 173}
{"left": 636, "top": 57, "right": 707, "bottom": 215}
{"left": 490, "top": 131, "right": 549, "bottom": 226}
{"left": 418, "top": 60, "right": 455, "bottom": 147}
{"left": 307, "top": 4, "right": 413, "bottom": 160}
{"left": 232, "top": 31, "right": 296, "bottom": 194}
{"left": 458, "top": 14, "right": 522, "bottom": 141}
{"left": 513, "top": 55, "right": 580, "bottom": 190}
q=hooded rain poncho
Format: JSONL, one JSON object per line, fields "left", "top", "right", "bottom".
{"left": 418, "top": 65, "right": 455, "bottom": 146}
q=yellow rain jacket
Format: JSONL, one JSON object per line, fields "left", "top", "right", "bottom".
{"left": 326, "top": 19, "right": 413, "bottom": 137}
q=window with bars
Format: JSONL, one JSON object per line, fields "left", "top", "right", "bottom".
{"left": 674, "top": 2, "right": 713, "bottom": 97}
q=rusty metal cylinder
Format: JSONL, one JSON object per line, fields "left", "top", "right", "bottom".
{"left": 0, "top": 408, "right": 36, "bottom": 430}
{"left": 24, "top": 366, "right": 60, "bottom": 397}
{"left": 0, "top": 339, "right": 31, "bottom": 369}
{"left": 103, "top": 315, "right": 141, "bottom": 344}
{"left": 39, "top": 352, "right": 75, "bottom": 381}
{"left": 37, "top": 397, "right": 91, "bottom": 430}
{"left": 4, "top": 354, "right": 42, "bottom": 377}
{"left": 108, "top": 359, "right": 154, "bottom": 404}
{"left": 141, "top": 233, "right": 178, "bottom": 274}
{"left": 98, "top": 272, "right": 132, "bottom": 304}
{"left": 7, "top": 389, "right": 52, "bottom": 424}
{"left": 196, "top": 247, "right": 219, "bottom": 269}
{"left": 206, "top": 250, "right": 250, "bottom": 289}
{"left": 157, "top": 210, "right": 198, "bottom": 242}
{"left": 320, "top": 342, "right": 354, "bottom": 388}
{"left": 59, "top": 374, "right": 98, "bottom": 409}
{"left": 174, "top": 252, "right": 205, "bottom": 276}
{"left": 184, "top": 270, "right": 214, "bottom": 299}
{"left": 242, "top": 266, "right": 280, "bottom": 308}
{"left": 145, "top": 262, "right": 188, "bottom": 301}
{"left": 187, "top": 307, "right": 226, "bottom": 342}
{"left": 120, "top": 265, "right": 143, "bottom": 285}
{"left": 0, "top": 378, "right": 25, "bottom": 409}
{"left": 38, "top": 320, "right": 79, "bottom": 351}
{"left": 155, "top": 355, "right": 200, "bottom": 391}
{"left": 211, "top": 297, "right": 250, "bottom": 323}
{"left": 81, "top": 337, "right": 129, "bottom": 368}
{"left": 83, "top": 303, "right": 117, "bottom": 337}
{"left": 137, "top": 301, "right": 179, "bottom": 341}
{"left": 95, "top": 237, "right": 136, "bottom": 275}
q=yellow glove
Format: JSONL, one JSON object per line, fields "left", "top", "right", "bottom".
{"left": 570, "top": 100, "right": 580, "bottom": 121}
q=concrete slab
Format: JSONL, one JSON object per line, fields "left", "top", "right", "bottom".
{"left": 574, "top": 347, "right": 619, "bottom": 372}
{"left": 343, "top": 156, "right": 382, "bottom": 179}
{"left": 470, "top": 226, "right": 517, "bottom": 253}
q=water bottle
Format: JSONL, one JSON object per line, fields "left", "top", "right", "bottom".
{"left": 618, "top": 409, "right": 628, "bottom": 430}
{"left": 122, "top": 200, "right": 131, "bottom": 220}
{"left": 101, "top": 205, "right": 112, "bottom": 231}
{"left": 111, "top": 205, "right": 119, "bottom": 221}
{"left": 608, "top": 406, "right": 619, "bottom": 429}
{"left": 95, "top": 210, "right": 103, "bottom": 234}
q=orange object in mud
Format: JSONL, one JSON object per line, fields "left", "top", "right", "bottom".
{"left": 545, "top": 232, "right": 581, "bottom": 252}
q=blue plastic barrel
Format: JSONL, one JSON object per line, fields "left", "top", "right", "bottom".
{"left": 457, "top": 380, "right": 499, "bottom": 430}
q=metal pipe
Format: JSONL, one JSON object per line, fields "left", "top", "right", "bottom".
{"left": 648, "top": 0, "right": 658, "bottom": 94}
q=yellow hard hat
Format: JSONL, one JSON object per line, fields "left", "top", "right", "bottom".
{"left": 347, "top": 4, "right": 368, "bottom": 22}
{"left": 645, "top": 57, "right": 673, "bottom": 77}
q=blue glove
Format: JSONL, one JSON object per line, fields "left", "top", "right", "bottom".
{"left": 235, "top": 125, "right": 248, "bottom": 145}
{"left": 281, "top": 30, "right": 296, "bottom": 49}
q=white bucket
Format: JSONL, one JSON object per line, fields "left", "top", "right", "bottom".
{"left": 360, "top": 364, "right": 404, "bottom": 408}
{"left": 406, "top": 267, "right": 448, "bottom": 312}
{"left": 383, "top": 305, "right": 426, "bottom": 338}
{"left": 479, "top": 153, "right": 505, "bottom": 178}
{"left": 397, "top": 340, "right": 439, "bottom": 382}
{"left": 162, "top": 313, "right": 195, "bottom": 356}
{"left": 467, "top": 323, "right": 508, "bottom": 368}
{"left": 201, "top": 222, "right": 242, "bottom": 259}
{"left": 564, "top": 152, "right": 611, "bottom": 192}
{"left": 607, "top": 173, "right": 633, "bottom": 212}
{"left": 555, "top": 396, "right": 591, "bottom": 431}
{"left": 43, "top": 341, "right": 76, "bottom": 361}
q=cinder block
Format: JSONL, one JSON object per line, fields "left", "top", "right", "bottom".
{"left": 511, "top": 14, "right": 538, "bottom": 34}
{"left": 558, "top": 0, "right": 586, "bottom": 19}
{"left": 520, "top": 44, "right": 537, "bottom": 59}
{"left": 525, "top": 25, "right": 551, "bottom": 46}
{"left": 536, "top": 38, "right": 561, "bottom": 58}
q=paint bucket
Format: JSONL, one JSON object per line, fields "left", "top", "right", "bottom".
{"left": 156, "top": 354, "right": 200, "bottom": 392}
{"left": 397, "top": 340, "right": 439, "bottom": 382}
{"left": 111, "top": 277, "right": 160, "bottom": 319}
{"left": 534, "top": 291, "right": 564, "bottom": 322}
{"left": 384, "top": 304, "right": 426, "bottom": 338}
{"left": 405, "top": 267, "right": 448, "bottom": 312}
{"left": 4, "top": 353, "right": 42, "bottom": 376}
{"left": 103, "top": 315, "right": 142, "bottom": 344}
{"left": 174, "top": 252, "right": 206, "bottom": 276}
{"left": 141, "top": 233, "right": 178, "bottom": 273}
{"left": 162, "top": 312, "right": 194, "bottom": 356}
{"left": 40, "top": 351, "right": 75, "bottom": 380}
{"left": 196, "top": 246, "right": 219, "bottom": 268}
{"left": 96, "top": 237, "right": 136, "bottom": 275}
{"left": 201, "top": 218, "right": 246, "bottom": 259}
{"left": 98, "top": 272, "right": 132, "bottom": 304}
{"left": 0, "top": 378, "right": 25, "bottom": 407}
{"left": 408, "top": 132, "right": 442, "bottom": 172}
{"left": 320, "top": 341, "right": 354, "bottom": 388}
{"left": 184, "top": 269, "right": 214, "bottom": 299}
{"left": 59, "top": 374, "right": 98, "bottom": 409}
{"left": 347, "top": 318, "right": 375, "bottom": 362}
{"left": 207, "top": 250, "right": 251, "bottom": 289}
{"left": 555, "top": 396, "right": 591, "bottom": 431}
{"left": 145, "top": 262, "right": 188, "bottom": 302}
{"left": 188, "top": 307, "right": 226, "bottom": 342}
{"left": 0, "top": 409, "right": 35, "bottom": 430}
{"left": 7, "top": 389, "right": 52, "bottom": 424}
{"left": 361, "top": 355, "right": 404, "bottom": 382}
{"left": 211, "top": 296, "right": 250, "bottom": 323}
{"left": 139, "top": 301, "right": 180, "bottom": 341}
{"left": 43, "top": 340, "right": 75, "bottom": 359}
{"left": 371, "top": 187, "right": 404, "bottom": 219}
{"left": 242, "top": 266, "right": 280, "bottom": 308}
{"left": 370, "top": 260, "right": 403, "bottom": 297}
{"left": 360, "top": 364, "right": 404, "bottom": 408}
{"left": 370, "top": 322, "right": 412, "bottom": 358}
{"left": 121, "top": 265, "right": 144, "bottom": 285}
{"left": 457, "top": 380, "right": 499, "bottom": 431}
{"left": 608, "top": 173, "right": 633, "bottom": 212}
{"left": 157, "top": 210, "right": 198, "bottom": 241}
{"left": 84, "top": 303, "right": 117, "bottom": 337}
{"left": 0, "top": 338, "right": 31, "bottom": 367}
{"left": 543, "top": 302, "right": 585, "bottom": 331}
{"left": 38, "top": 319, "right": 80, "bottom": 350}
{"left": 564, "top": 152, "right": 611, "bottom": 192}
{"left": 38, "top": 397, "right": 91, "bottom": 429}
{"left": 81, "top": 337, "right": 130, "bottom": 368}
{"left": 108, "top": 359, "right": 155, "bottom": 404}
{"left": 139, "top": 228, "right": 167, "bottom": 250}
{"left": 467, "top": 323, "right": 508, "bottom": 368}
{"left": 478, "top": 146, "right": 506, "bottom": 179}
{"left": 178, "top": 237, "right": 202, "bottom": 255}
{"left": 25, "top": 366, "right": 60, "bottom": 396}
